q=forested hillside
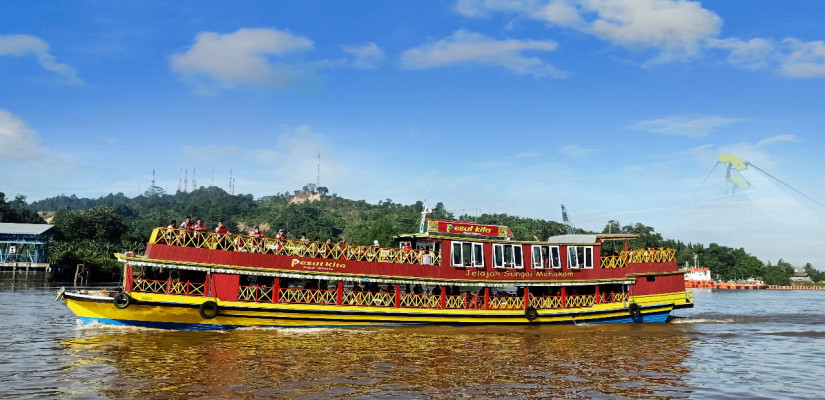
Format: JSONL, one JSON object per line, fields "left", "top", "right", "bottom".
{"left": 2, "top": 187, "right": 820, "bottom": 285}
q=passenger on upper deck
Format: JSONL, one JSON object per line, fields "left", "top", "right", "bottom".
{"left": 215, "top": 221, "right": 228, "bottom": 235}
{"left": 177, "top": 216, "right": 193, "bottom": 245}
{"left": 194, "top": 219, "right": 206, "bottom": 232}
{"left": 162, "top": 220, "right": 178, "bottom": 244}
{"left": 422, "top": 250, "right": 432, "bottom": 265}
{"left": 191, "top": 218, "right": 207, "bottom": 246}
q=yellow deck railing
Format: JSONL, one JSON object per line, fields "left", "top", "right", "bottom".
{"left": 601, "top": 248, "right": 677, "bottom": 268}
{"left": 238, "top": 285, "right": 273, "bottom": 302}
{"left": 530, "top": 296, "right": 562, "bottom": 309}
{"left": 150, "top": 227, "right": 442, "bottom": 266}
{"left": 488, "top": 296, "right": 524, "bottom": 310}
{"left": 132, "top": 278, "right": 205, "bottom": 296}
{"left": 342, "top": 291, "right": 395, "bottom": 307}
{"left": 280, "top": 288, "right": 337, "bottom": 305}
{"left": 565, "top": 294, "right": 595, "bottom": 308}
{"left": 399, "top": 293, "right": 440, "bottom": 308}
{"left": 132, "top": 278, "right": 167, "bottom": 294}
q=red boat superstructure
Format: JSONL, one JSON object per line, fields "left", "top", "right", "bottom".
{"left": 61, "top": 219, "right": 693, "bottom": 329}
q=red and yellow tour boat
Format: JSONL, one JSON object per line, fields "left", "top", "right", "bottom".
{"left": 59, "top": 219, "right": 693, "bottom": 329}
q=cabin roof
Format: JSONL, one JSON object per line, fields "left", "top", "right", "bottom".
{"left": 546, "top": 234, "right": 639, "bottom": 245}
{"left": 0, "top": 223, "right": 54, "bottom": 236}
{"left": 394, "top": 232, "right": 639, "bottom": 245}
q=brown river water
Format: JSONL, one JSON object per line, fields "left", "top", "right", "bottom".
{"left": 1, "top": 284, "right": 824, "bottom": 399}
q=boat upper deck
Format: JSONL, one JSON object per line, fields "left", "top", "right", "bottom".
{"left": 136, "top": 223, "right": 680, "bottom": 286}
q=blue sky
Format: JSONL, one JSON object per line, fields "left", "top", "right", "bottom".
{"left": 2, "top": 1, "right": 825, "bottom": 268}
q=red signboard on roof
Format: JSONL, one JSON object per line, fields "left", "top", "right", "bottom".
{"left": 427, "top": 219, "right": 514, "bottom": 238}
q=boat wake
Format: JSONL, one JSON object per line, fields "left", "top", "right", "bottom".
{"left": 74, "top": 319, "right": 159, "bottom": 332}
{"left": 669, "top": 316, "right": 735, "bottom": 324}
{"left": 235, "top": 326, "right": 368, "bottom": 335}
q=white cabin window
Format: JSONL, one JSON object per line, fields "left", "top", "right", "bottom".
{"left": 567, "top": 246, "right": 593, "bottom": 269}
{"left": 451, "top": 241, "right": 484, "bottom": 267}
{"left": 532, "top": 246, "right": 544, "bottom": 269}
{"left": 550, "top": 246, "right": 561, "bottom": 269}
{"left": 532, "top": 245, "right": 561, "bottom": 269}
{"left": 493, "top": 243, "right": 524, "bottom": 269}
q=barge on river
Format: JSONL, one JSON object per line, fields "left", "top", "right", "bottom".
{"left": 59, "top": 219, "right": 693, "bottom": 329}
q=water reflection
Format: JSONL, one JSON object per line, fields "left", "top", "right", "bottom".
{"left": 61, "top": 324, "right": 694, "bottom": 399}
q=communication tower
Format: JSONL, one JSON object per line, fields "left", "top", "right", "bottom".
{"left": 561, "top": 204, "right": 574, "bottom": 234}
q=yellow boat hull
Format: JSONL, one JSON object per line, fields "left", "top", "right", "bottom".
{"left": 61, "top": 290, "right": 690, "bottom": 330}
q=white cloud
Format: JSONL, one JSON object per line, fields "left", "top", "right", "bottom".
{"left": 705, "top": 37, "right": 825, "bottom": 79}
{"left": 170, "top": 28, "right": 314, "bottom": 89}
{"left": 756, "top": 134, "right": 800, "bottom": 148}
{"left": 779, "top": 38, "right": 825, "bottom": 78}
{"left": 585, "top": 0, "right": 722, "bottom": 62}
{"left": 0, "top": 34, "right": 81, "bottom": 84}
{"left": 0, "top": 109, "right": 50, "bottom": 160}
{"left": 706, "top": 37, "right": 775, "bottom": 71}
{"left": 630, "top": 115, "right": 739, "bottom": 138}
{"left": 458, "top": 0, "right": 722, "bottom": 62}
{"left": 455, "top": 0, "right": 536, "bottom": 18}
{"left": 342, "top": 42, "right": 384, "bottom": 69}
{"left": 559, "top": 144, "right": 593, "bottom": 158}
{"left": 536, "top": 0, "right": 585, "bottom": 27}
{"left": 400, "top": 30, "right": 566, "bottom": 78}
{"left": 457, "top": 1, "right": 825, "bottom": 78}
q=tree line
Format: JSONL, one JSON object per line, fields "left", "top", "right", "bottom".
{"left": 0, "top": 188, "right": 819, "bottom": 285}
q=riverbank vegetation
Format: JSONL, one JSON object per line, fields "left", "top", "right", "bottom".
{"left": 1, "top": 188, "right": 821, "bottom": 285}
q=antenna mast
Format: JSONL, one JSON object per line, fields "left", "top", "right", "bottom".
{"left": 316, "top": 153, "right": 321, "bottom": 187}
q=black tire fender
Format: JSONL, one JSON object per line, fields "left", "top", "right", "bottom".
{"left": 525, "top": 306, "right": 539, "bottom": 322}
{"left": 199, "top": 300, "right": 219, "bottom": 319}
{"left": 114, "top": 292, "right": 131, "bottom": 309}
{"left": 628, "top": 302, "right": 642, "bottom": 319}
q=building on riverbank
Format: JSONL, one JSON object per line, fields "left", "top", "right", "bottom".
{"left": 790, "top": 268, "right": 811, "bottom": 283}
{"left": 0, "top": 223, "right": 54, "bottom": 281}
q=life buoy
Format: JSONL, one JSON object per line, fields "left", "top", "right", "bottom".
{"left": 524, "top": 306, "right": 539, "bottom": 322}
{"left": 113, "top": 292, "right": 131, "bottom": 309}
{"left": 628, "top": 302, "right": 642, "bottom": 319}
{"left": 199, "top": 301, "right": 219, "bottom": 319}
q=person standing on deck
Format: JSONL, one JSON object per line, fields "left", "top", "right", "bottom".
{"left": 214, "top": 221, "right": 229, "bottom": 249}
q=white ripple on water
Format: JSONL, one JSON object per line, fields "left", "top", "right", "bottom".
{"left": 669, "top": 317, "right": 735, "bottom": 324}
